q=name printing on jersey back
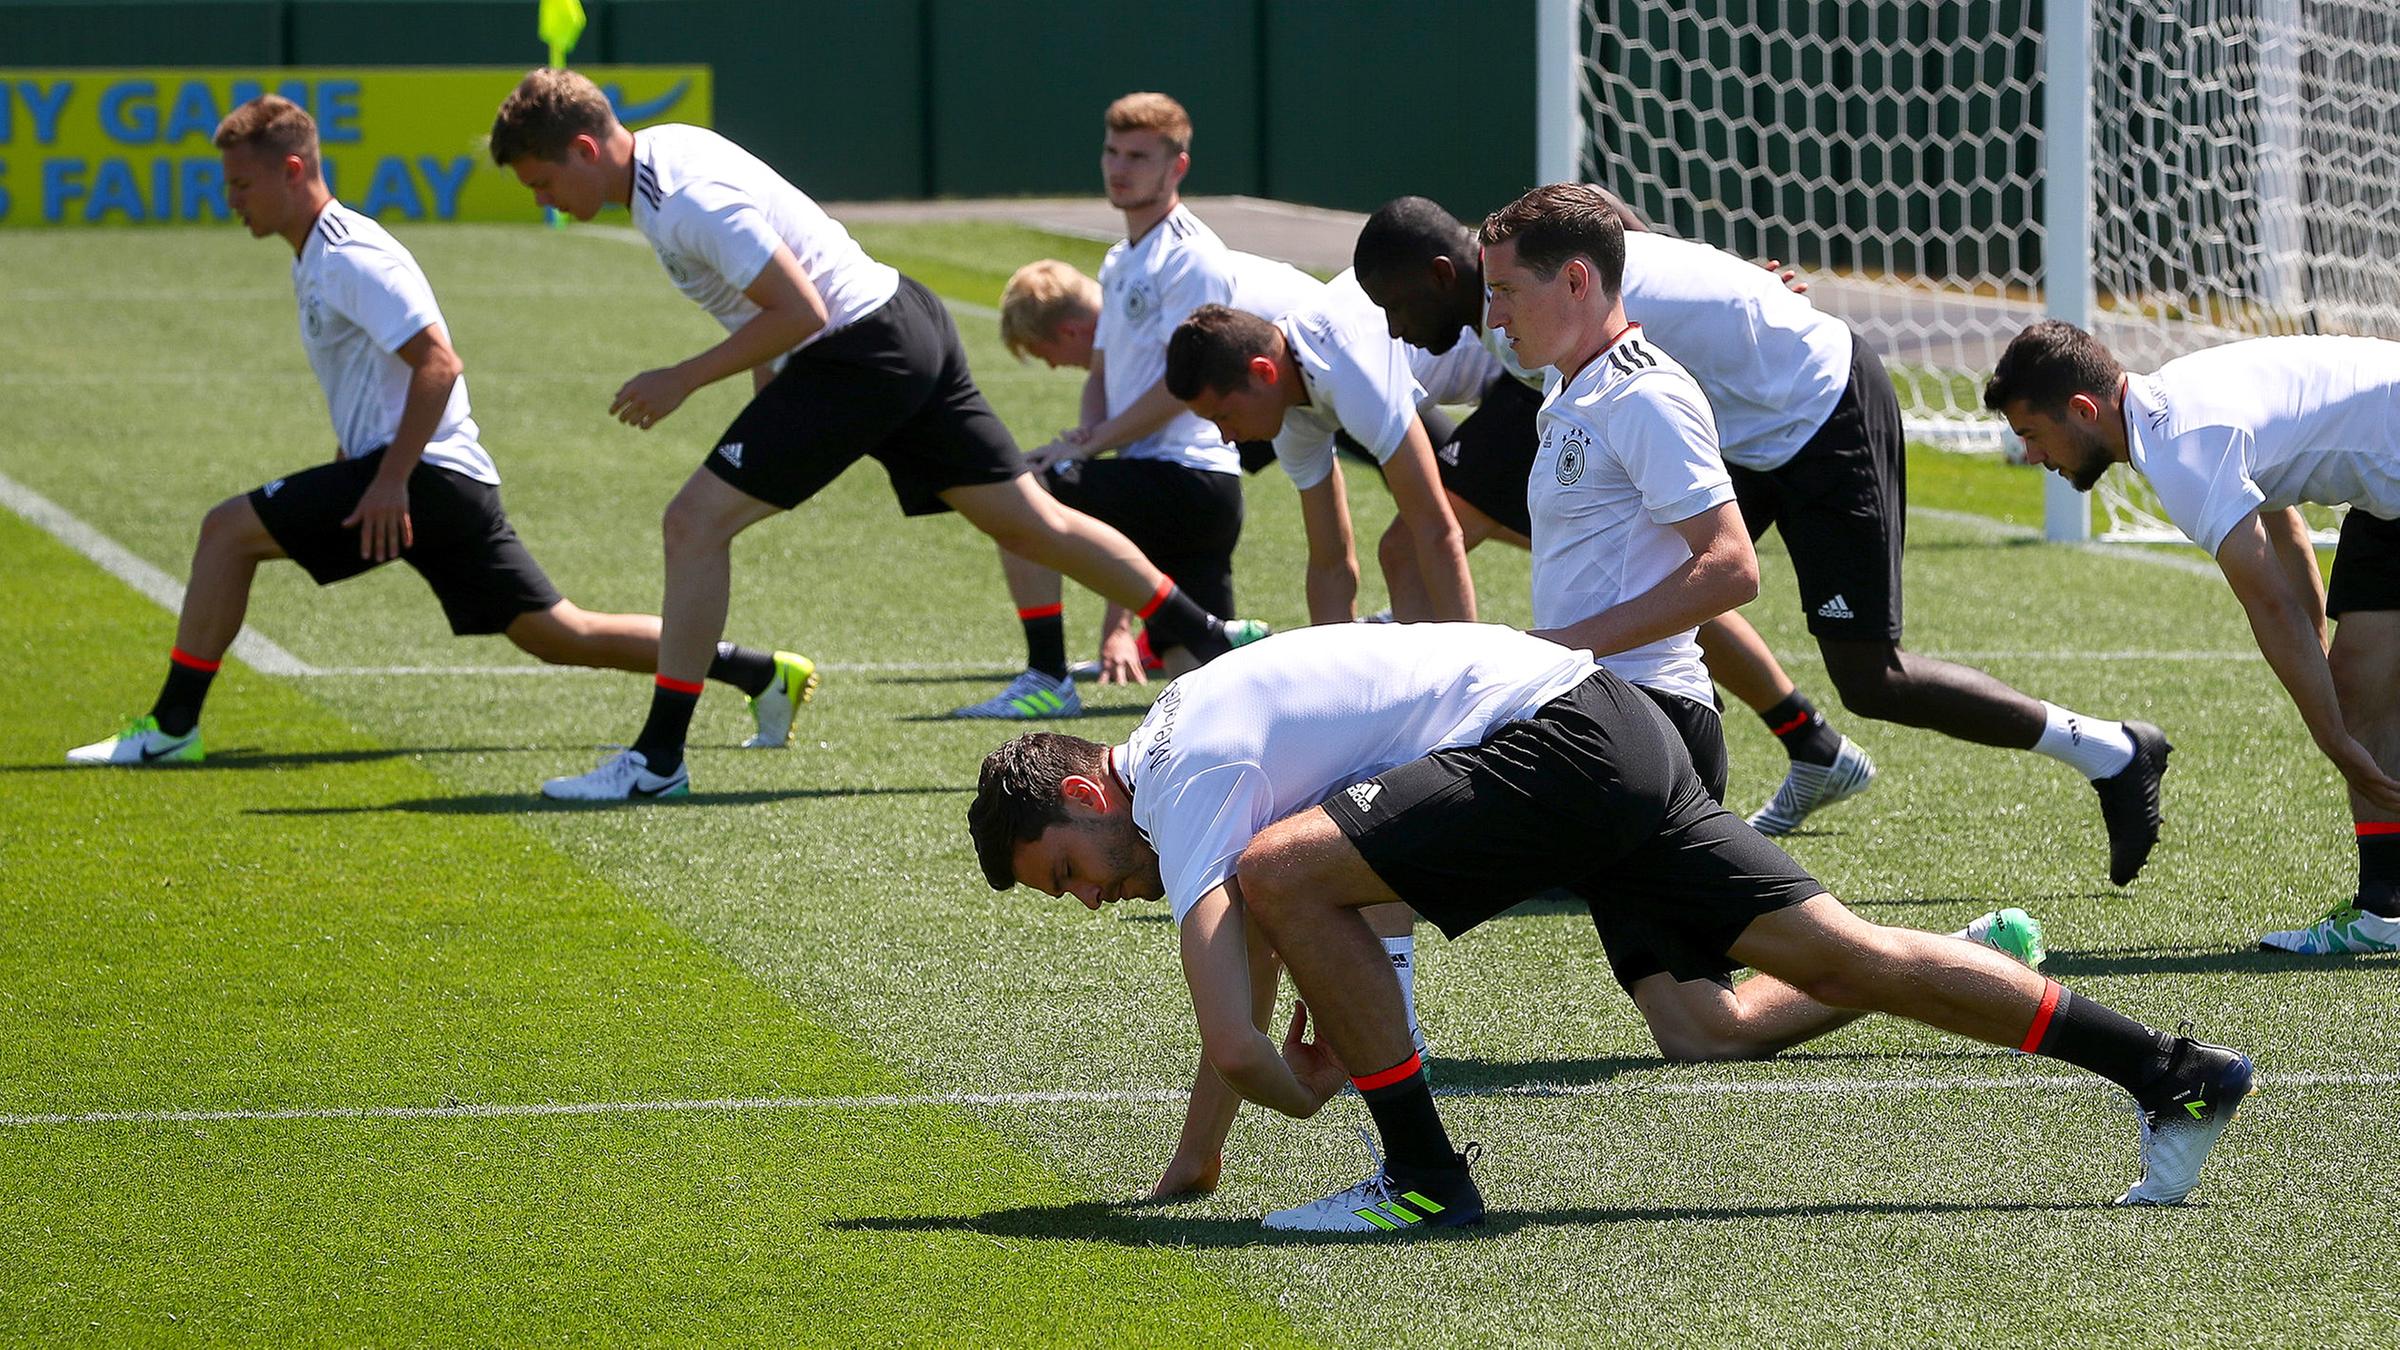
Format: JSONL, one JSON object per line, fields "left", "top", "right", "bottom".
{"left": 1139, "top": 683, "right": 1183, "bottom": 775}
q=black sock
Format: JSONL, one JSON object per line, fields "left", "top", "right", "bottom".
{"left": 2027, "top": 983, "right": 2176, "bottom": 1099}
{"left": 706, "top": 642, "right": 777, "bottom": 698}
{"left": 631, "top": 678, "right": 701, "bottom": 774}
{"left": 1140, "top": 584, "right": 1227, "bottom": 663}
{"left": 1357, "top": 1057, "right": 1459, "bottom": 1176}
{"left": 2357, "top": 830, "right": 2400, "bottom": 918}
{"left": 1760, "top": 690, "right": 1841, "bottom": 766}
{"left": 1018, "top": 606, "right": 1068, "bottom": 680}
{"left": 149, "top": 650, "right": 218, "bottom": 738}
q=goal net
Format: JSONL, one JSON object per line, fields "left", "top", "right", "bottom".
{"left": 1560, "top": 0, "right": 2400, "bottom": 541}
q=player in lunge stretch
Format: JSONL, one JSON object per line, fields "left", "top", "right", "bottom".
{"left": 488, "top": 71, "right": 1255, "bottom": 800}
{"left": 1356, "top": 192, "right": 2170, "bottom": 885}
{"left": 969, "top": 624, "right": 2253, "bottom": 1232}
{"left": 68, "top": 95, "right": 810, "bottom": 769}
{"left": 1353, "top": 193, "right": 1878, "bottom": 835}
{"left": 1987, "top": 321, "right": 2400, "bottom": 953}
{"left": 952, "top": 94, "right": 1295, "bottom": 719}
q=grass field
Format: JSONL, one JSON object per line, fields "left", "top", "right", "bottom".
{"left": 3, "top": 218, "right": 2396, "bottom": 1347}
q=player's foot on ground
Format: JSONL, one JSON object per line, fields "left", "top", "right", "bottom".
{"left": 742, "top": 650, "right": 819, "bottom": 749}
{"left": 2258, "top": 903, "right": 2400, "bottom": 955}
{"left": 66, "top": 715, "right": 204, "bottom": 766}
{"left": 2093, "top": 720, "right": 2172, "bottom": 886}
{"left": 540, "top": 748, "right": 690, "bottom": 802}
{"left": 949, "top": 669, "right": 1080, "bottom": 720}
{"left": 1746, "top": 735, "right": 1875, "bottom": 836}
{"left": 2116, "top": 1031, "right": 2254, "bottom": 1206}
{"left": 1262, "top": 1141, "right": 1485, "bottom": 1234}
{"left": 1962, "top": 906, "right": 2047, "bottom": 969}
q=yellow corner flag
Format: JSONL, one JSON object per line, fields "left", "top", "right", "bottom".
{"left": 539, "top": 0, "right": 587, "bottom": 69}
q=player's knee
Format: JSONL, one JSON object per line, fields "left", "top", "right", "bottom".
{"left": 197, "top": 496, "right": 266, "bottom": 557}
{"left": 1234, "top": 834, "right": 1317, "bottom": 929}
{"left": 506, "top": 613, "right": 578, "bottom": 665}
{"left": 1375, "top": 519, "right": 1415, "bottom": 574}
{"left": 1824, "top": 659, "right": 1908, "bottom": 722}
{"left": 1651, "top": 1023, "right": 1751, "bottom": 1063}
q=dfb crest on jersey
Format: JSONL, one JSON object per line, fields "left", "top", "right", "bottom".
{"left": 302, "top": 296, "right": 323, "bottom": 339}
{"left": 1553, "top": 427, "right": 1590, "bottom": 486}
{"left": 1122, "top": 279, "right": 1157, "bottom": 323}
{"left": 660, "top": 253, "right": 691, "bottom": 286}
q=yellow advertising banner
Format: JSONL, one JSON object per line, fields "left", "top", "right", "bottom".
{"left": 0, "top": 65, "right": 710, "bottom": 226}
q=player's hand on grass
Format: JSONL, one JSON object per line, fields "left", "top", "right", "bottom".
{"left": 1096, "top": 629, "right": 1148, "bottom": 685}
{"left": 1281, "top": 1001, "right": 1350, "bottom": 1115}
{"left": 612, "top": 367, "right": 695, "bottom": 430}
{"left": 1761, "top": 258, "right": 1809, "bottom": 294}
{"left": 1148, "top": 1150, "right": 1223, "bottom": 1201}
{"left": 343, "top": 478, "right": 413, "bottom": 561}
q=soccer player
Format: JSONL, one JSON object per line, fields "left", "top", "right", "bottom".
{"left": 1164, "top": 286, "right": 1478, "bottom": 626}
{"left": 1355, "top": 194, "right": 1879, "bottom": 835}
{"left": 1353, "top": 193, "right": 2171, "bottom": 885}
{"left": 952, "top": 94, "right": 1302, "bottom": 718}
{"left": 1986, "top": 321, "right": 2400, "bottom": 953}
{"left": 968, "top": 623, "right": 2255, "bottom": 1231}
{"left": 66, "top": 95, "right": 811, "bottom": 769}
{"left": 488, "top": 70, "right": 1254, "bottom": 800}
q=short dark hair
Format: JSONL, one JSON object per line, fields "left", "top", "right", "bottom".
{"left": 1982, "top": 320, "right": 2125, "bottom": 414}
{"left": 1479, "top": 183, "right": 1626, "bottom": 297}
{"left": 489, "top": 68, "right": 617, "bottom": 166}
{"left": 1354, "top": 196, "right": 1475, "bottom": 280}
{"left": 1165, "top": 305, "right": 1279, "bottom": 400}
{"left": 967, "top": 732, "right": 1110, "bottom": 891}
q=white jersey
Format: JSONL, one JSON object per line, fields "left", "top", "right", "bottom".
{"left": 1619, "top": 232, "right": 1852, "bottom": 472}
{"left": 1096, "top": 204, "right": 1241, "bottom": 473}
{"left": 1272, "top": 275, "right": 1428, "bottom": 490}
{"left": 1228, "top": 249, "right": 1325, "bottom": 323}
{"left": 2122, "top": 335, "right": 2400, "bottom": 554}
{"left": 1530, "top": 327, "right": 1734, "bottom": 705}
{"left": 293, "top": 201, "right": 495, "bottom": 484}
{"left": 1117, "top": 623, "right": 1601, "bottom": 922}
{"left": 629, "top": 124, "right": 898, "bottom": 366}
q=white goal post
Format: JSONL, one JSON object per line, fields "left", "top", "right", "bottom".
{"left": 1544, "top": 0, "right": 2400, "bottom": 542}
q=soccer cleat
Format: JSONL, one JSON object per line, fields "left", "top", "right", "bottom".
{"left": 1262, "top": 1135, "right": 1484, "bottom": 1234}
{"left": 2116, "top": 1033, "right": 2254, "bottom": 1206}
{"left": 540, "top": 748, "right": 690, "bottom": 802}
{"left": 1746, "top": 735, "right": 1876, "bottom": 836}
{"left": 2093, "top": 720, "right": 2172, "bottom": 886}
{"left": 948, "top": 669, "right": 1081, "bottom": 720}
{"left": 742, "top": 650, "right": 819, "bottom": 749}
{"left": 1962, "top": 907, "right": 2047, "bottom": 969}
{"left": 66, "top": 715, "right": 204, "bottom": 767}
{"left": 2258, "top": 904, "right": 2400, "bottom": 955}
{"left": 1225, "top": 617, "right": 1273, "bottom": 649}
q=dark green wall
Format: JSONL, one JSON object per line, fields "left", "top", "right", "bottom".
{"left": 0, "top": 0, "right": 1543, "bottom": 209}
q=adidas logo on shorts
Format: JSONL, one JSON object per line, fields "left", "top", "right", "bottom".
{"left": 1816, "top": 593, "right": 1854, "bottom": 620}
{"left": 262, "top": 479, "right": 285, "bottom": 497}
{"left": 1346, "top": 781, "right": 1383, "bottom": 812}
{"left": 716, "top": 441, "right": 744, "bottom": 468}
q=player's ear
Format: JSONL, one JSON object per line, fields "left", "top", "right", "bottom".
{"left": 1431, "top": 255, "right": 1457, "bottom": 288}
{"left": 571, "top": 132, "right": 601, "bottom": 164}
{"left": 1249, "top": 354, "right": 1279, "bottom": 387}
{"left": 1564, "top": 257, "right": 1590, "bottom": 299}
{"left": 2066, "top": 392, "right": 2101, "bottom": 426}
{"left": 1060, "top": 774, "right": 1111, "bottom": 812}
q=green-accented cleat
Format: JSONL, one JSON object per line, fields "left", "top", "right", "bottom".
{"left": 1224, "top": 617, "right": 1273, "bottom": 649}
{"left": 66, "top": 715, "right": 203, "bottom": 766}
{"left": 2259, "top": 904, "right": 2400, "bottom": 955}
{"left": 1963, "top": 906, "right": 2047, "bottom": 969}
{"left": 949, "top": 669, "right": 1081, "bottom": 721}
{"left": 743, "top": 650, "right": 819, "bottom": 748}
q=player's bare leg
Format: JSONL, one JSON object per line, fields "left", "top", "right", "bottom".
{"left": 506, "top": 601, "right": 663, "bottom": 671}
{"left": 176, "top": 494, "right": 287, "bottom": 663}
{"left": 1630, "top": 970, "right": 1864, "bottom": 1062}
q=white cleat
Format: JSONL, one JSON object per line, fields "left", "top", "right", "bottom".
{"left": 540, "top": 748, "right": 690, "bottom": 802}
{"left": 1747, "top": 735, "right": 1876, "bottom": 836}
{"left": 1261, "top": 1133, "right": 1485, "bottom": 1234}
{"left": 2115, "top": 1035, "right": 2254, "bottom": 1206}
{"left": 66, "top": 715, "right": 203, "bottom": 766}
{"left": 2259, "top": 905, "right": 2400, "bottom": 955}
{"left": 743, "top": 650, "right": 819, "bottom": 749}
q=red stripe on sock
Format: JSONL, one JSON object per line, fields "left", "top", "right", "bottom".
{"left": 654, "top": 674, "right": 705, "bottom": 696}
{"left": 1016, "top": 604, "right": 1064, "bottom": 621}
{"left": 1351, "top": 1052, "right": 1423, "bottom": 1094}
{"left": 2357, "top": 822, "right": 2400, "bottom": 837}
{"left": 1135, "top": 577, "right": 1175, "bottom": 620}
{"left": 2018, "top": 980, "right": 2063, "bottom": 1055}
{"left": 169, "top": 647, "right": 222, "bottom": 673}
{"left": 1767, "top": 713, "right": 1810, "bottom": 738}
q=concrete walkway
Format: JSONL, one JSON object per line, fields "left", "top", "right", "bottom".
{"left": 830, "top": 194, "right": 1367, "bottom": 273}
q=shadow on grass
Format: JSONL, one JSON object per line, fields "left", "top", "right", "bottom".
{"left": 2042, "top": 943, "right": 2395, "bottom": 977}
{"left": 1432, "top": 1046, "right": 2021, "bottom": 1093}
{"left": 245, "top": 785, "right": 967, "bottom": 816}
{"left": 7, "top": 744, "right": 548, "bottom": 772}
{"left": 831, "top": 1195, "right": 2098, "bottom": 1248}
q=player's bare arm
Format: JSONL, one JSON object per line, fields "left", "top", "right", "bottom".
{"left": 2262, "top": 506, "right": 2331, "bottom": 652}
{"left": 1298, "top": 471, "right": 1362, "bottom": 624}
{"left": 611, "top": 243, "right": 828, "bottom": 430}
{"left": 1381, "top": 420, "right": 1475, "bottom": 621}
{"left": 2217, "top": 512, "right": 2400, "bottom": 813}
{"left": 344, "top": 322, "right": 460, "bottom": 562}
{"left": 1533, "top": 501, "right": 1760, "bottom": 656}
{"left": 1178, "top": 881, "right": 1346, "bottom": 1121}
{"left": 1153, "top": 880, "right": 1287, "bottom": 1199}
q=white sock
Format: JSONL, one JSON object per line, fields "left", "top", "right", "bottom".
{"left": 1382, "top": 934, "right": 1427, "bottom": 1056}
{"left": 2033, "top": 702, "right": 2136, "bottom": 779}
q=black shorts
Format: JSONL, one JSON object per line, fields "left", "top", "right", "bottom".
{"left": 2327, "top": 508, "right": 2400, "bottom": 618}
{"left": 1038, "top": 457, "right": 1244, "bottom": 618}
{"left": 702, "top": 275, "right": 1024, "bottom": 515}
{"left": 1728, "top": 335, "right": 1908, "bottom": 640}
{"left": 1321, "top": 668, "right": 1824, "bottom": 988}
{"left": 248, "top": 451, "right": 560, "bottom": 636}
{"left": 1436, "top": 375, "right": 1541, "bottom": 538}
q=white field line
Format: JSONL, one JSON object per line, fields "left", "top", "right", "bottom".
{"left": 3, "top": 1070, "right": 2389, "bottom": 1131}
{"left": 1913, "top": 506, "right": 2223, "bottom": 579}
{"left": 0, "top": 468, "right": 315, "bottom": 677}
